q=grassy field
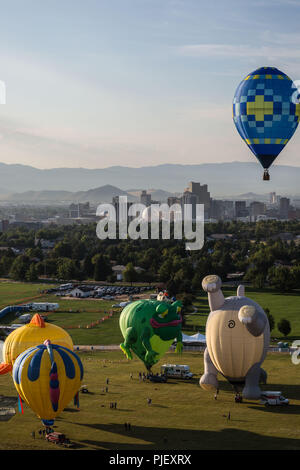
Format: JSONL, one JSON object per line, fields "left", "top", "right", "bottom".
{"left": 0, "top": 281, "right": 300, "bottom": 345}
{"left": 0, "top": 281, "right": 56, "bottom": 310}
{"left": 184, "top": 285, "right": 300, "bottom": 342}
{"left": 0, "top": 350, "right": 299, "bottom": 451}
{"left": 0, "top": 281, "right": 123, "bottom": 344}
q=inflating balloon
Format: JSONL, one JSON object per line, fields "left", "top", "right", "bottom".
{"left": 233, "top": 66, "right": 300, "bottom": 180}
{"left": 120, "top": 299, "right": 183, "bottom": 370}
{"left": 0, "top": 314, "right": 73, "bottom": 375}
{"left": 200, "top": 275, "right": 270, "bottom": 399}
{"left": 13, "top": 340, "right": 83, "bottom": 427}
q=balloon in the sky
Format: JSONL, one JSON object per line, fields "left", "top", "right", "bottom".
{"left": 233, "top": 66, "right": 300, "bottom": 180}
{"left": 0, "top": 314, "right": 73, "bottom": 375}
{"left": 119, "top": 299, "right": 183, "bottom": 370}
{"left": 12, "top": 340, "right": 83, "bottom": 427}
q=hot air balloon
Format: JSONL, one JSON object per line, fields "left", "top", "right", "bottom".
{"left": 200, "top": 275, "right": 269, "bottom": 400}
{"left": 0, "top": 314, "right": 73, "bottom": 375}
{"left": 119, "top": 299, "right": 183, "bottom": 370}
{"left": 13, "top": 340, "right": 83, "bottom": 428}
{"left": 233, "top": 66, "right": 300, "bottom": 180}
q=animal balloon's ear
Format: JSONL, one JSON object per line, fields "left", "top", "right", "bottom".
{"left": 237, "top": 285, "right": 245, "bottom": 297}
{"left": 202, "top": 275, "right": 222, "bottom": 293}
{"left": 238, "top": 305, "right": 256, "bottom": 324}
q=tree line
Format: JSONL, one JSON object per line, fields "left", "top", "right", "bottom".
{"left": 0, "top": 220, "right": 299, "bottom": 296}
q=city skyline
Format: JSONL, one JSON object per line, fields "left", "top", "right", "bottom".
{"left": 1, "top": 1, "right": 300, "bottom": 169}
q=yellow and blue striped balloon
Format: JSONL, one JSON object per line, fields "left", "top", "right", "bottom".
{"left": 233, "top": 66, "right": 300, "bottom": 179}
{"left": 13, "top": 340, "right": 83, "bottom": 427}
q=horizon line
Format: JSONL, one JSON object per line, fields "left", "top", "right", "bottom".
{"left": 1, "top": 160, "right": 300, "bottom": 171}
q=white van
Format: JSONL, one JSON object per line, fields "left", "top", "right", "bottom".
{"left": 161, "top": 364, "right": 194, "bottom": 379}
{"left": 260, "top": 391, "right": 289, "bottom": 406}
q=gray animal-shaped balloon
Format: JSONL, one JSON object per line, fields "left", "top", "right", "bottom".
{"left": 200, "top": 275, "right": 270, "bottom": 399}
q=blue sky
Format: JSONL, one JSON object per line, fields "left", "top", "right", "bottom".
{"left": 1, "top": 0, "right": 300, "bottom": 168}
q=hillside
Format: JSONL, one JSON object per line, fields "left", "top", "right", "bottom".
{"left": 0, "top": 161, "right": 299, "bottom": 198}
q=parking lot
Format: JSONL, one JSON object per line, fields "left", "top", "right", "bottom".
{"left": 45, "top": 283, "right": 155, "bottom": 302}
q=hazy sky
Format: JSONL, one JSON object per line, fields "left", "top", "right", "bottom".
{"left": 1, "top": 0, "right": 300, "bottom": 169}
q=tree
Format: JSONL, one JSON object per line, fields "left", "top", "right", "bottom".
{"left": 158, "top": 259, "right": 174, "bottom": 283}
{"left": 191, "top": 272, "right": 202, "bottom": 291}
{"left": 52, "top": 241, "right": 73, "bottom": 259}
{"left": 244, "top": 267, "right": 265, "bottom": 289}
{"left": 92, "top": 254, "right": 112, "bottom": 281}
{"left": 264, "top": 308, "right": 275, "bottom": 332}
{"left": 56, "top": 258, "right": 79, "bottom": 281}
{"left": 26, "top": 263, "right": 39, "bottom": 282}
{"left": 277, "top": 318, "right": 291, "bottom": 337}
{"left": 10, "top": 255, "right": 31, "bottom": 281}
{"left": 72, "top": 242, "right": 86, "bottom": 261}
{"left": 166, "top": 279, "right": 179, "bottom": 297}
{"left": 83, "top": 255, "right": 94, "bottom": 278}
{"left": 268, "top": 266, "right": 294, "bottom": 292}
{"left": 123, "top": 262, "right": 138, "bottom": 285}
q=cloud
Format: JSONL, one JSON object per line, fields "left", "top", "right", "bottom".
{"left": 178, "top": 43, "right": 300, "bottom": 60}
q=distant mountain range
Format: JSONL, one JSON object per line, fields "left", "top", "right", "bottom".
{"left": 0, "top": 161, "right": 299, "bottom": 200}
{"left": 1, "top": 185, "right": 176, "bottom": 204}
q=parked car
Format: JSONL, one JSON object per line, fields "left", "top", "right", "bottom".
{"left": 45, "top": 432, "right": 72, "bottom": 447}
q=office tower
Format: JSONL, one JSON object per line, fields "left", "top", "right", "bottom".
{"left": 250, "top": 201, "right": 266, "bottom": 220}
{"left": 279, "top": 197, "right": 290, "bottom": 219}
{"left": 184, "top": 181, "right": 211, "bottom": 218}
{"left": 140, "top": 190, "right": 151, "bottom": 207}
{"left": 235, "top": 201, "right": 249, "bottom": 218}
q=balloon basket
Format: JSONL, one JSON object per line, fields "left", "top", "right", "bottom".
{"left": 263, "top": 170, "right": 270, "bottom": 181}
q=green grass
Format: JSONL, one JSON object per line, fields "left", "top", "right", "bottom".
{"left": 183, "top": 286, "right": 300, "bottom": 343}
{"left": 0, "top": 350, "right": 299, "bottom": 450}
{"left": 0, "top": 281, "right": 55, "bottom": 310}
{"left": 1, "top": 281, "right": 300, "bottom": 344}
{"left": 0, "top": 281, "right": 123, "bottom": 344}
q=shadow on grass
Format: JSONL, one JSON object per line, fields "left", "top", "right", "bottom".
{"left": 64, "top": 408, "right": 82, "bottom": 413}
{"left": 196, "top": 381, "right": 300, "bottom": 402}
{"left": 74, "top": 423, "right": 300, "bottom": 450}
{"left": 260, "top": 383, "right": 300, "bottom": 401}
{"left": 248, "top": 404, "right": 300, "bottom": 414}
{"left": 150, "top": 404, "right": 168, "bottom": 408}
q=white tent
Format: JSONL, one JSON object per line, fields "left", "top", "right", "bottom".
{"left": 181, "top": 332, "right": 206, "bottom": 344}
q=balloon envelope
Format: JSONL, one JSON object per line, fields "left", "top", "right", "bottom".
{"left": 0, "top": 314, "right": 73, "bottom": 375}
{"left": 119, "top": 300, "right": 183, "bottom": 369}
{"left": 206, "top": 308, "right": 264, "bottom": 380}
{"left": 13, "top": 343, "right": 83, "bottom": 426}
{"left": 233, "top": 66, "right": 300, "bottom": 171}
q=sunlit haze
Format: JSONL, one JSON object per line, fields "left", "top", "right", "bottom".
{"left": 1, "top": 0, "right": 300, "bottom": 169}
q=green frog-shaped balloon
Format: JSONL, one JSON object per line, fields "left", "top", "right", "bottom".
{"left": 119, "top": 299, "right": 183, "bottom": 370}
